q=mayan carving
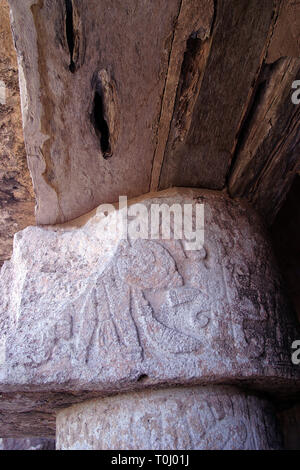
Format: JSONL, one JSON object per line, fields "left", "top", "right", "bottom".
{"left": 1, "top": 0, "right": 299, "bottom": 450}
{"left": 56, "top": 386, "right": 283, "bottom": 450}
{"left": 0, "top": 188, "right": 299, "bottom": 416}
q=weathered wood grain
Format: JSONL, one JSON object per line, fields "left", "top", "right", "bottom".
{"left": 266, "top": 0, "right": 300, "bottom": 64}
{"left": 150, "top": 0, "right": 214, "bottom": 191}
{"left": 228, "top": 58, "right": 300, "bottom": 224}
{"left": 9, "top": 0, "right": 182, "bottom": 224}
{"left": 159, "top": 0, "right": 275, "bottom": 191}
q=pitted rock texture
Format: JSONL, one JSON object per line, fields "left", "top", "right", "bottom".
{"left": 56, "top": 386, "right": 283, "bottom": 450}
{"left": 0, "top": 188, "right": 299, "bottom": 436}
{"left": 0, "top": 0, "right": 35, "bottom": 267}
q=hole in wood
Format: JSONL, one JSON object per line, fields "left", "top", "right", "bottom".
{"left": 65, "top": 0, "right": 75, "bottom": 73}
{"left": 92, "top": 84, "right": 111, "bottom": 159}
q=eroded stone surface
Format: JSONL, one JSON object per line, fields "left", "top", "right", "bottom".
{"left": 56, "top": 386, "right": 283, "bottom": 450}
{"left": 0, "top": 188, "right": 299, "bottom": 436}
{"left": 0, "top": 0, "right": 35, "bottom": 267}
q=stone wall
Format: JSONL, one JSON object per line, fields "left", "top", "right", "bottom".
{"left": 0, "top": 0, "right": 35, "bottom": 267}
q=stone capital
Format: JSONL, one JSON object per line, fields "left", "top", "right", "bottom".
{"left": 0, "top": 188, "right": 299, "bottom": 437}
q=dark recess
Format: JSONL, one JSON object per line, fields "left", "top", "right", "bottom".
{"left": 65, "top": 0, "right": 75, "bottom": 73}
{"left": 271, "top": 175, "right": 300, "bottom": 323}
{"left": 91, "top": 85, "right": 111, "bottom": 159}
{"left": 137, "top": 374, "right": 149, "bottom": 383}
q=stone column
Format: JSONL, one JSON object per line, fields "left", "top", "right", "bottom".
{"left": 0, "top": 188, "right": 299, "bottom": 447}
{"left": 56, "top": 386, "right": 282, "bottom": 450}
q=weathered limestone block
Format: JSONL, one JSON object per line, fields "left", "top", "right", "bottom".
{"left": 7, "top": 0, "right": 213, "bottom": 224}
{"left": 0, "top": 188, "right": 299, "bottom": 436}
{"left": 56, "top": 386, "right": 283, "bottom": 450}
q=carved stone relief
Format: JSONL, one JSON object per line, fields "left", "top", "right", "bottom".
{"left": 56, "top": 386, "right": 283, "bottom": 450}
{"left": 0, "top": 189, "right": 299, "bottom": 435}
